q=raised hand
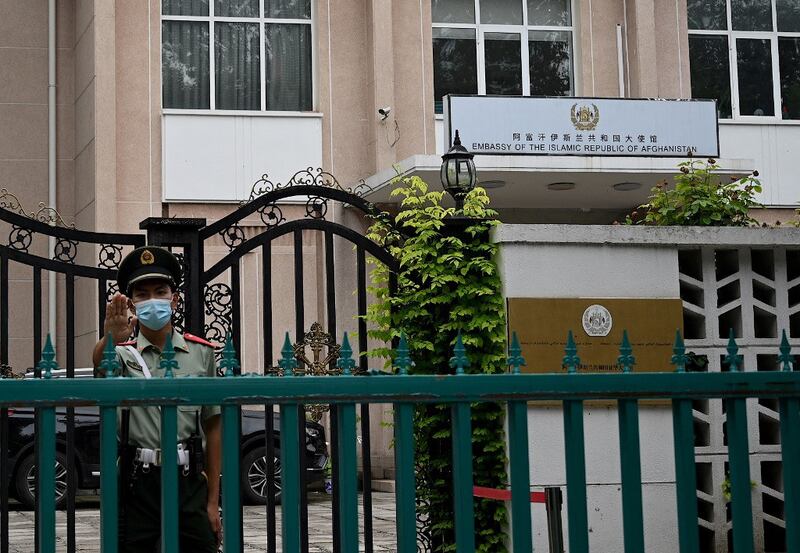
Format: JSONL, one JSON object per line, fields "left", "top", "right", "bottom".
{"left": 104, "top": 292, "right": 137, "bottom": 344}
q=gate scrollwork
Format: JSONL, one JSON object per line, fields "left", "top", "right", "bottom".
{"left": 244, "top": 167, "right": 376, "bottom": 204}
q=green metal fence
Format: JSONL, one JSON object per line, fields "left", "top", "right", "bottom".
{"left": 1, "top": 328, "right": 799, "bottom": 553}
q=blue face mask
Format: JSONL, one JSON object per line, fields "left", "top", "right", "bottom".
{"left": 135, "top": 299, "right": 173, "bottom": 331}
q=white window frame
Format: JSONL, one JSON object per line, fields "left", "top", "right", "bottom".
{"left": 432, "top": 0, "right": 576, "bottom": 98}
{"left": 161, "top": 0, "right": 315, "bottom": 112}
{"left": 688, "top": 0, "right": 800, "bottom": 121}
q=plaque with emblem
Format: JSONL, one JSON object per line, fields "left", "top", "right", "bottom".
{"left": 507, "top": 298, "right": 683, "bottom": 374}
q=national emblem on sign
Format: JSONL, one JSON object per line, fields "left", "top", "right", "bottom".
{"left": 582, "top": 304, "right": 612, "bottom": 337}
{"left": 570, "top": 103, "right": 600, "bottom": 131}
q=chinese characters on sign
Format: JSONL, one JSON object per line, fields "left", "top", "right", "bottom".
{"left": 444, "top": 96, "right": 719, "bottom": 158}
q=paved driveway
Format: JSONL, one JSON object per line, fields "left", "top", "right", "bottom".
{"left": 6, "top": 492, "right": 399, "bottom": 552}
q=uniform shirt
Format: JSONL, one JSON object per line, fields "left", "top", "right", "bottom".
{"left": 109, "top": 331, "right": 221, "bottom": 450}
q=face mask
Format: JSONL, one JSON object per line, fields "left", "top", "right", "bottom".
{"left": 134, "top": 299, "right": 173, "bottom": 331}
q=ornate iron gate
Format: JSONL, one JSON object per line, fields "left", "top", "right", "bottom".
{"left": 0, "top": 171, "right": 402, "bottom": 553}
{"left": 0, "top": 189, "right": 145, "bottom": 553}
{"left": 142, "top": 169, "right": 401, "bottom": 553}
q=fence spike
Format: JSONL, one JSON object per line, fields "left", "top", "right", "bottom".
{"left": 160, "top": 333, "right": 178, "bottom": 378}
{"left": 449, "top": 331, "right": 470, "bottom": 375}
{"left": 219, "top": 334, "right": 240, "bottom": 377}
{"left": 617, "top": 330, "right": 635, "bottom": 373}
{"left": 39, "top": 334, "right": 59, "bottom": 379}
{"left": 725, "top": 328, "right": 741, "bottom": 372}
{"left": 563, "top": 330, "right": 580, "bottom": 374}
{"left": 779, "top": 329, "right": 794, "bottom": 372}
{"left": 337, "top": 332, "right": 356, "bottom": 376}
{"left": 394, "top": 333, "right": 412, "bottom": 375}
{"left": 671, "top": 330, "right": 687, "bottom": 373}
{"left": 278, "top": 332, "right": 297, "bottom": 376}
{"left": 98, "top": 332, "right": 121, "bottom": 378}
{"left": 507, "top": 331, "right": 526, "bottom": 375}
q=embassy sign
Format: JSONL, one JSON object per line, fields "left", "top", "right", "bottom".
{"left": 443, "top": 95, "right": 719, "bottom": 158}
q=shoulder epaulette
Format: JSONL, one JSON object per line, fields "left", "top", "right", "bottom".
{"left": 117, "top": 340, "right": 136, "bottom": 346}
{"left": 184, "top": 333, "right": 217, "bottom": 348}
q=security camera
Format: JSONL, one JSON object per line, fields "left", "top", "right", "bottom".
{"left": 378, "top": 106, "right": 391, "bottom": 120}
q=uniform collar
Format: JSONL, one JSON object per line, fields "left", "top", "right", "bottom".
{"left": 135, "top": 330, "right": 189, "bottom": 353}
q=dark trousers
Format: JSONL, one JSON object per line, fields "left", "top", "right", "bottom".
{"left": 119, "top": 467, "right": 217, "bottom": 553}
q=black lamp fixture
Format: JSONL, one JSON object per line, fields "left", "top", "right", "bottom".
{"left": 440, "top": 130, "right": 477, "bottom": 211}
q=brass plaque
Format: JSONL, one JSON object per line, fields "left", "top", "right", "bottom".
{"left": 507, "top": 298, "right": 683, "bottom": 374}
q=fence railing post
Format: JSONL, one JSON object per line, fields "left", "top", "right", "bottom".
{"left": 392, "top": 333, "right": 417, "bottom": 553}
{"left": 159, "top": 334, "right": 180, "bottom": 553}
{"left": 562, "top": 331, "right": 589, "bottom": 553}
{"left": 335, "top": 334, "right": 359, "bottom": 551}
{"left": 220, "top": 336, "right": 242, "bottom": 553}
{"left": 36, "top": 336, "right": 57, "bottom": 553}
{"left": 778, "top": 330, "right": 800, "bottom": 553}
{"left": 670, "top": 331, "right": 700, "bottom": 553}
{"left": 450, "top": 332, "right": 476, "bottom": 553}
{"left": 98, "top": 333, "right": 119, "bottom": 553}
{"left": 507, "top": 331, "right": 533, "bottom": 553}
{"left": 723, "top": 330, "right": 755, "bottom": 552}
{"left": 616, "top": 330, "right": 645, "bottom": 553}
{"left": 278, "top": 333, "right": 301, "bottom": 553}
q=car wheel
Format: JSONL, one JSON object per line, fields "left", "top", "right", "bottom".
{"left": 14, "top": 451, "right": 72, "bottom": 510}
{"left": 240, "top": 447, "right": 281, "bottom": 505}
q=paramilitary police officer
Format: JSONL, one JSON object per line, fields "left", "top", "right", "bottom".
{"left": 92, "top": 246, "right": 221, "bottom": 553}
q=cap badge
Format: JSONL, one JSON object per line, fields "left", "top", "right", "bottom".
{"left": 140, "top": 249, "right": 155, "bottom": 265}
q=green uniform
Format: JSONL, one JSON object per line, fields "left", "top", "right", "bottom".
{"left": 104, "top": 330, "right": 220, "bottom": 553}
{"left": 112, "top": 331, "right": 220, "bottom": 448}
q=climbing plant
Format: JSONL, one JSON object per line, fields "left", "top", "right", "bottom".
{"left": 365, "top": 176, "right": 508, "bottom": 552}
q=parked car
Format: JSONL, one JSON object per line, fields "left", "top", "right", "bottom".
{"left": 5, "top": 368, "right": 327, "bottom": 509}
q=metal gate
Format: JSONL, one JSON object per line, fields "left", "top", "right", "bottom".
{"left": 143, "top": 169, "right": 401, "bottom": 553}
{"left": 0, "top": 170, "right": 401, "bottom": 553}
{"left": 0, "top": 188, "right": 145, "bottom": 553}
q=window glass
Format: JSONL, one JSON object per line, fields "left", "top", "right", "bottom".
{"left": 215, "top": 0, "right": 258, "bottom": 17}
{"left": 689, "top": 35, "right": 731, "bottom": 118}
{"left": 265, "top": 0, "right": 311, "bottom": 19}
{"left": 162, "top": 21, "right": 210, "bottom": 109}
{"left": 163, "top": 0, "right": 208, "bottom": 16}
{"left": 433, "top": 28, "right": 478, "bottom": 113}
{"left": 529, "top": 31, "right": 572, "bottom": 96}
{"left": 736, "top": 38, "right": 774, "bottom": 116}
{"left": 731, "top": 0, "right": 772, "bottom": 31}
{"left": 777, "top": 0, "right": 800, "bottom": 32}
{"left": 779, "top": 38, "right": 800, "bottom": 119}
{"left": 265, "top": 24, "right": 312, "bottom": 111}
{"left": 480, "top": 0, "right": 522, "bottom": 24}
{"left": 687, "top": 0, "right": 727, "bottom": 30}
{"left": 432, "top": 0, "right": 476, "bottom": 24}
{"left": 484, "top": 32, "right": 522, "bottom": 95}
{"left": 527, "top": 0, "right": 570, "bottom": 26}
{"left": 215, "top": 23, "right": 260, "bottom": 110}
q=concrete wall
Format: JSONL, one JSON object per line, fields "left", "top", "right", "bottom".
{"left": 495, "top": 224, "right": 680, "bottom": 552}
{"left": 495, "top": 224, "right": 800, "bottom": 552}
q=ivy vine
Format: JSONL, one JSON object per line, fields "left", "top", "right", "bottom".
{"left": 366, "top": 176, "right": 509, "bottom": 552}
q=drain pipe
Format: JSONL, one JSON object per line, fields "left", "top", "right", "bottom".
{"left": 48, "top": 0, "right": 57, "bottom": 343}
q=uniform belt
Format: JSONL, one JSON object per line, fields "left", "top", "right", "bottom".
{"left": 134, "top": 444, "right": 191, "bottom": 468}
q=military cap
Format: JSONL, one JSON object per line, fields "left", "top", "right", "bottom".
{"left": 117, "top": 246, "right": 182, "bottom": 295}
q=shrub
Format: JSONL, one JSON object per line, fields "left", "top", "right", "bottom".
{"left": 626, "top": 158, "right": 762, "bottom": 226}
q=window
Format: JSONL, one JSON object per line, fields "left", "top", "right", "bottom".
{"left": 162, "top": 0, "right": 313, "bottom": 111}
{"left": 432, "top": 0, "right": 574, "bottom": 113}
{"left": 688, "top": 0, "right": 800, "bottom": 120}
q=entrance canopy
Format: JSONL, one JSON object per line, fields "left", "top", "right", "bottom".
{"left": 362, "top": 154, "right": 754, "bottom": 211}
